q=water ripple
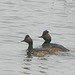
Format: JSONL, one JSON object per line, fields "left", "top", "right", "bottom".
{"left": 0, "top": 0, "right": 75, "bottom": 75}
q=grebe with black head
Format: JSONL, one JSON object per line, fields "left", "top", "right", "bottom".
{"left": 21, "top": 35, "right": 56, "bottom": 57}
{"left": 39, "top": 30, "right": 69, "bottom": 52}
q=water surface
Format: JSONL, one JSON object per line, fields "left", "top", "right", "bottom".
{"left": 0, "top": 0, "right": 75, "bottom": 75}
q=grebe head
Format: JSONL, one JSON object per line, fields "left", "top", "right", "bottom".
{"left": 39, "top": 30, "right": 51, "bottom": 43}
{"left": 21, "top": 35, "right": 33, "bottom": 44}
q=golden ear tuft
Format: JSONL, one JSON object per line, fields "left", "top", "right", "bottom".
{"left": 26, "top": 36, "right": 32, "bottom": 43}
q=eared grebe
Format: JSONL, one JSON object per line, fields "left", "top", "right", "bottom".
{"left": 39, "top": 30, "right": 69, "bottom": 52}
{"left": 21, "top": 35, "right": 56, "bottom": 56}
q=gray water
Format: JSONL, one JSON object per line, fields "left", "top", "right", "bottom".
{"left": 0, "top": 0, "right": 75, "bottom": 75}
